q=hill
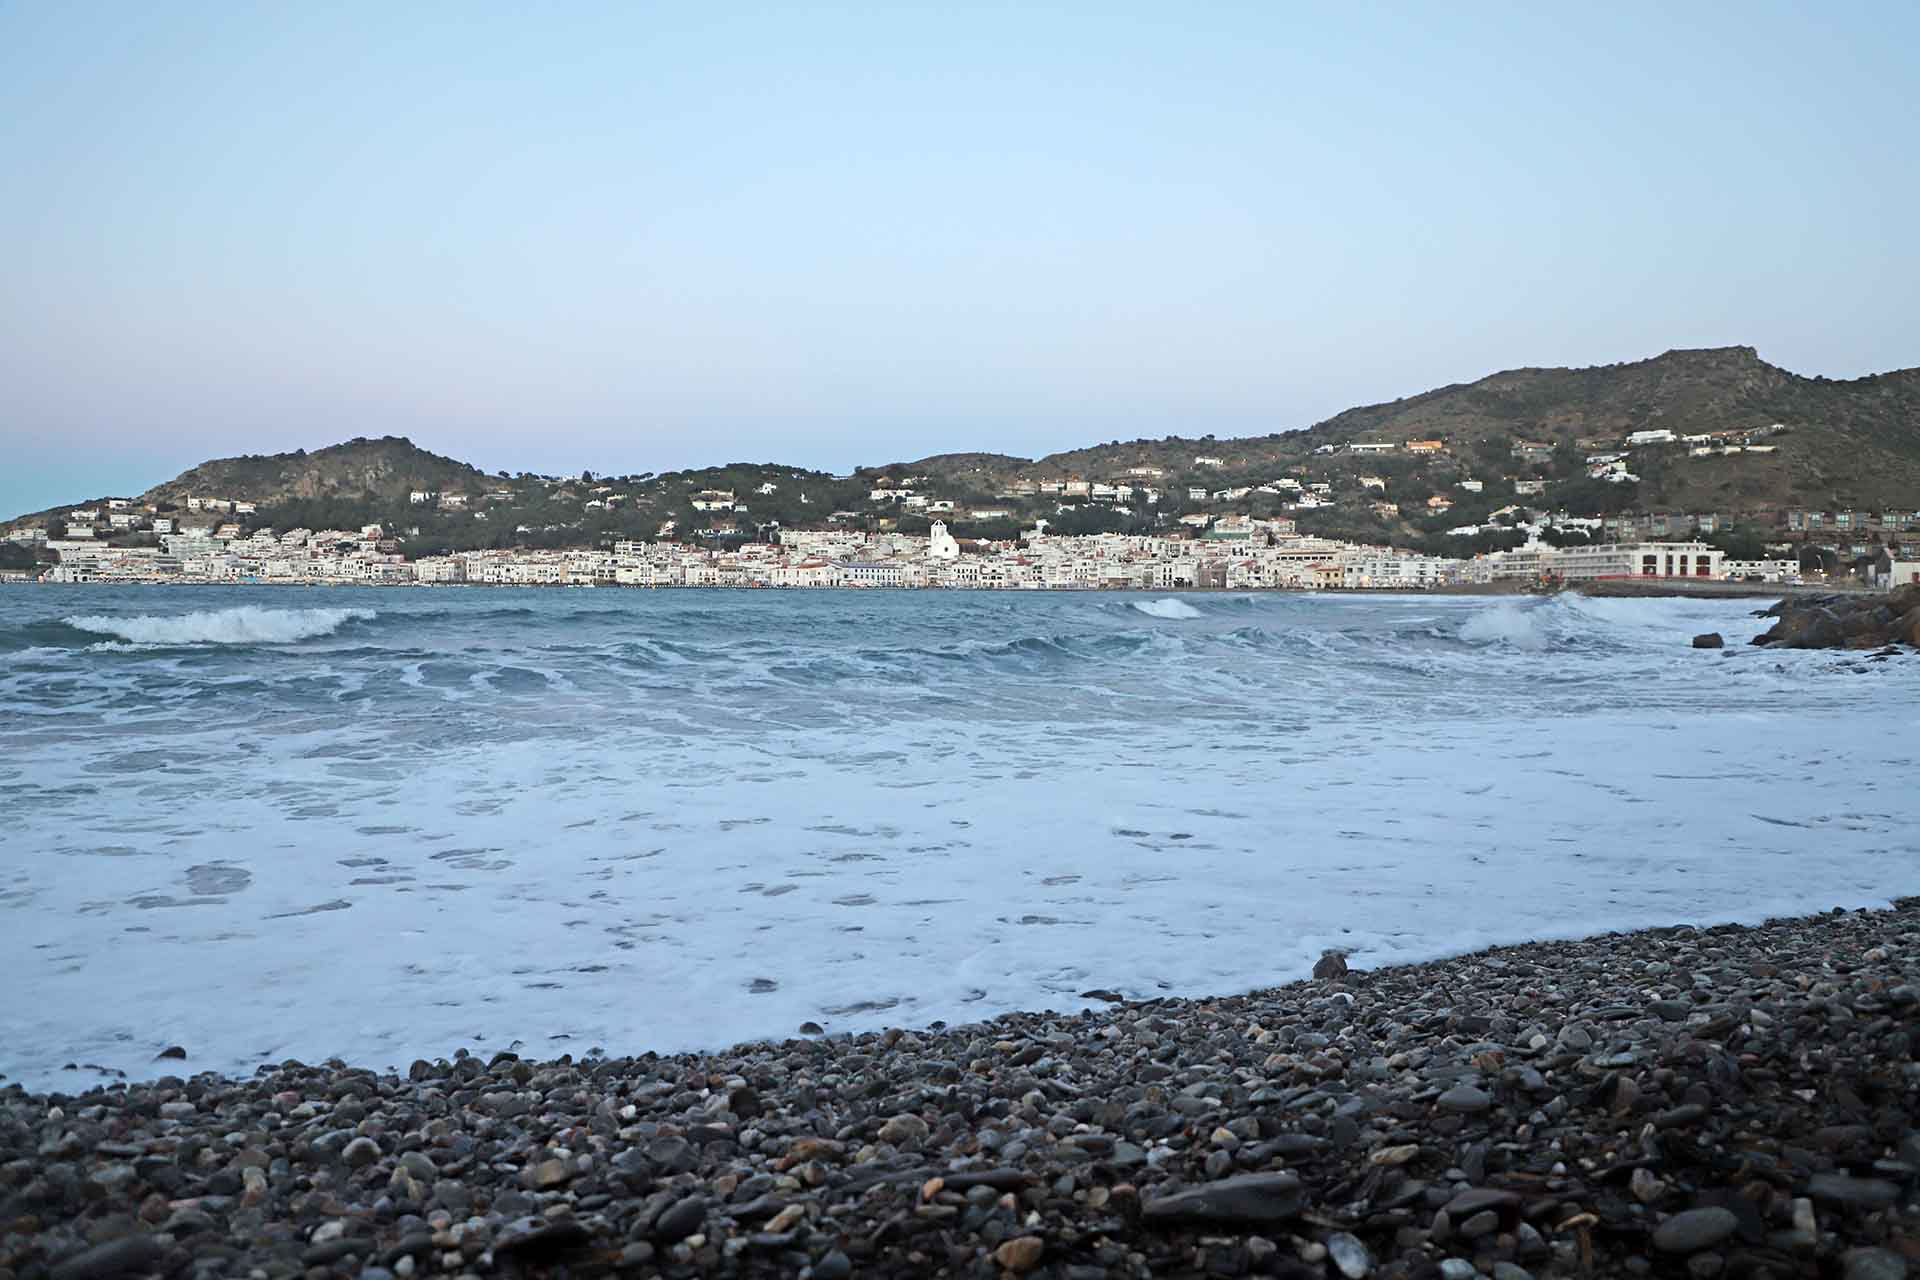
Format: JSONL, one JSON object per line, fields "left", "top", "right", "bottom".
{"left": 140, "top": 435, "right": 494, "bottom": 507}
{"left": 1287, "top": 346, "right": 1920, "bottom": 511}
{"left": 894, "top": 347, "right": 1920, "bottom": 513}
{"left": 8, "top": 348, "right": 1919, "bottom": 549}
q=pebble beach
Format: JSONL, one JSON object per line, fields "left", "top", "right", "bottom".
{"left": 6, "top": 901, "right": 1917, "bottom": 1280}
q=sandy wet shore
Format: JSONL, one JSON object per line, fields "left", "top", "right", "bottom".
{"left": 4, "top": 901, "right": 1916, "bottom": 1280}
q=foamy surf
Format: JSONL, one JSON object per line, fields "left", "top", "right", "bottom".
{"left": 1457, "top": 601, "right": 1550, "bottom": 650}
{"left": 1131, "top": 597, "right": 1202, "bottom": 619}
{"left": 63, "top": 606, "right": 376, "bottom": 646}
{"left": 3, "top": 583, "right": 1916, "bottom": 1092}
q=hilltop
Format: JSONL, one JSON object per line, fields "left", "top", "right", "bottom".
{"left": 140, "top": 435, "right": 494, "bottom": 507}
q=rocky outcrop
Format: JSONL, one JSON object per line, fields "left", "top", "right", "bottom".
{"left": 1750, "top": 585, "right": 1920, "bottom": 650}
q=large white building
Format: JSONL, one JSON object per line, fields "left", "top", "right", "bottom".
{"left": 1482, "top": 541, "right": 1724, "bottom": 582}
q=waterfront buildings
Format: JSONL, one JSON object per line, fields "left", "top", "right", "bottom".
{"left": 24, "top": 518, "right": 1766, "bottom": 596}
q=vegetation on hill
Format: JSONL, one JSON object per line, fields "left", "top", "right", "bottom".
{"left": 894, "top": 347, "right": 1920, "bottom": 513}
{"left": 140, "top": 435, "right": 493, "bottom": 507}
{"left": 8, "top": 348, "right": 1918, "bottom": 554}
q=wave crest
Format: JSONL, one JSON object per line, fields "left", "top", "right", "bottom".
{"left": 1458, "top": 602, "right": 1550, "bottom": 650}
{"left": 1131, "top": 598, "right": 1202, "bottom": 620}
{"left": 64, "top": 606, "right": 376, "bottom": 646}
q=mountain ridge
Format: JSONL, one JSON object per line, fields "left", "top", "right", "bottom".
{"left": 9, "top": 346, "right": 1919, "bottom": 531}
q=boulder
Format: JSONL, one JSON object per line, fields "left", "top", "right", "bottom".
{"left": 1749, "top": 590, "right": 1917, "bottom": 651}
{"left": 1692, "top": 632, "right": 1724, "bottom": 649}
{"left": 1899, "top": 607, "right": 1920, "bottom": 646}
{"left": 1313, "top": 950, "right": 1348, "bottom": 979}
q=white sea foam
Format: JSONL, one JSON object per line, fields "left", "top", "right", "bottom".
{"left": 1458, "top": 601, "right": 1549, "bottom": 649}
{"left": 1131, "top": 597, "right": 1202, "bottom": 619}
{"left": 1, "top": 585, "right": 1915, "bottom": 1091}
{"left": 64, "top": 606, "right": 375, "bottom": 646}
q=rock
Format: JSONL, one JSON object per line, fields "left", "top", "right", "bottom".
{"left": 1752, "top": 590, "right": 1920, "bottom": 650}
{"left": 154, "top": 1045, "right": 187, "bottom": 1061}
{"left": 527, "top": 1157, "right": 571, "bottom": 1189}
{"left": 1142, "top": 1172, "right": 1304, "bottom": 1225}
{"left": 1436, "top": 1084, "right": 1492, "bottom": 1113}
{"left": 878, "top": 1112, "right": 929, "bottom": 1146}
{"left": 1808, "top": 1174, "right": 1901, "bottom": 1210}
{"left": 300, "top": 1239, "right": 374, "bottom": 1266}
{"left": 492, "top": 1218, "right": 594, "bottom": 1264}
{"left": 652, "top": 1194, "right": 706, "bottom": 1243}
{"left": 813, "top": 1250, "right": 853, "bottom": 1280}
{"left": 1445, "top": 1188, "right": 1519, "bottom": 1216}
{"left": 50, "top": 1237, "right": 164, "bottom": 1280}
{"left": 1313, "top": 950, "right": 1348, "bottom": 979}
{"left": 1326, "top": 1231, "right": 1373, "bottom": 1278}
{"left": 995, "top": 1236, "right": 1045, "bottom": 1272}
{"left": 1654, "top": 1102, "right": 1709, "bottom": 1128}
{"left": 1652, "top": 1207, "right": 1740, "bottom": 1254}
{"left": 341, "top": 1136, "right": 380, "bottom": 1168}
{"left": 1460, "top": 1210, "right": 1499, "bottom": 1237}
{"left": 1367, "top": 1143, "right": 1419, "bottom": 1167}
{"left": 1842, "top": 1248, "right": 1909, "bottom": 1280}
{"left": 1692, "top": 632, "right": 1724, "bottom": 648}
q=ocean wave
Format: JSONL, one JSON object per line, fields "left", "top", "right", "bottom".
{"left": 1131, "top": 598, "right": 1202, "bottom": 619}
{"left": 0, "top": 645, "right": 71, "bottom": 665}
{"left": 1458, "top": 602, "right": 1551, "bottom": 650}
{"left": 63, "top": 606, "right": 377, "bottom": 646}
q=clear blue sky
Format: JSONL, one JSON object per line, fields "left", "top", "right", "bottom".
{"left": 3, "top": 1, "right": 1916, "bottom": 517}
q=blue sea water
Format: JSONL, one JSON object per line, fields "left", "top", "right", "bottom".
{"left": 1, "top": 584, "right": 1916, "bottom": 1090}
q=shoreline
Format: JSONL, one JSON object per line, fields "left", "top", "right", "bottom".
{"left": 6, "top": 903, "right": 1915, "bottom": 1278}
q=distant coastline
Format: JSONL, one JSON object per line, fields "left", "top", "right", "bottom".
{"left": 1, "top": 573, "right": 1842, "bottom": 600}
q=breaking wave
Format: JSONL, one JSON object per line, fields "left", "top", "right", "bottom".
{"left": 1458, "top": 601, "right": 1551, "bottom": 650}
{"left": 1131, "top": 598, "right": 1202, "bottom": 619}
{"left": 63, "top": 606, "right": 377, "bottom": 646}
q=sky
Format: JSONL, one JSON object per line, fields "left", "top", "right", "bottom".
{"left": 2, "top": 1, "right": 1917, "bottom": 518}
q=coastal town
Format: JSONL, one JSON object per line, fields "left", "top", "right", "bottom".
{"left": 7, "top": 426, "right": 1920, "bottom": 591}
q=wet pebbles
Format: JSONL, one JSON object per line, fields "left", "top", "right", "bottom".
{"left": 4, "top": 901, "right": 1917, "bottom": 1278}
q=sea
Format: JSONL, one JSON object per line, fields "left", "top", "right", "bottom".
{"left": 2, "top": 585, "right": 1916, "bottom": 1092}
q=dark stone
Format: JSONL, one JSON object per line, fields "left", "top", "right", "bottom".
{"left": 1652, "top": 1208, "right": 1739, "bottom": 1254}
{"left": 1692, "top": 633, "right": 1724, "bottom": 649}
{"left": 50, "top": 1237, "right": 165, "bottom": 1280}
{"left": 494, "top": 1217, "right": 595, "bottom": 1263}
{"left": 651, "top": 1194, "right": 706, "bottom": 1243}
{"left": 1808, "top": 1174, "right": 1900, "bottom": 1211}
{"left": 1445, "top": 1188, "right": 1520, "bottom": 1215}
{"left": 1142, "top": 1172, "right": 1304, "bottom": 1226}
{"left": 1841, "top": 1247, "right": 1910, "bottom": 1280}
{"left": 1313, "top": 951, "right": 1348, "bottom": 980}
{"left": 299, "top": 1239, "right": 374, "bottom": 1266}
{"left": 1436, "top": 1085, "right": 1492, "bottom": 1114}
{"left": 944, "top": 1168, "right": 1033, "bottom": 1192}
